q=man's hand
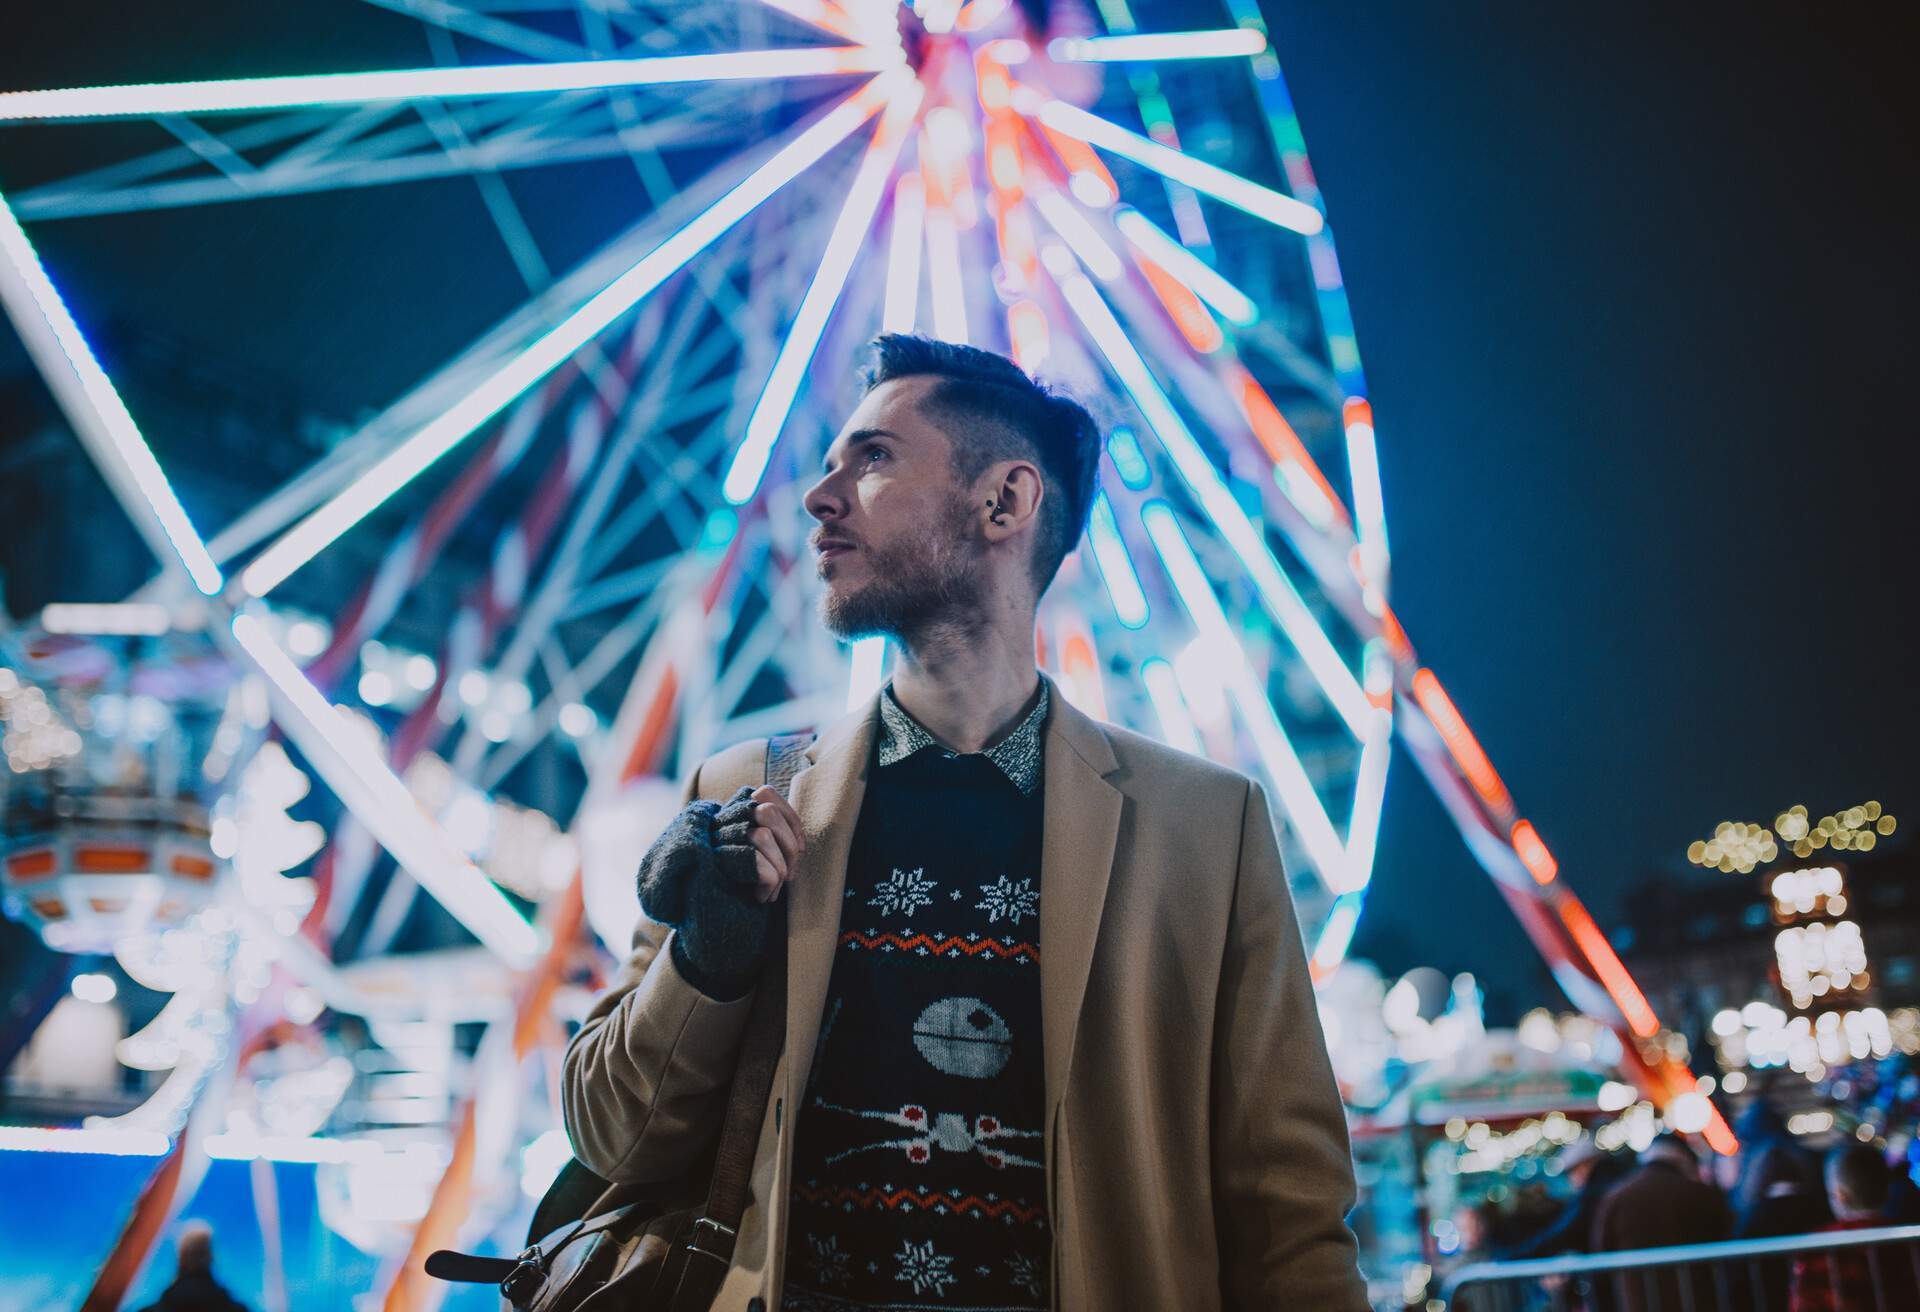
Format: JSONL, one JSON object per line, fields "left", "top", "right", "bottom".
{"left": 714, "top": 783, "right": 806, "bottom": 904}
{"left": 635, "top": 783, "right": 807, "bottom": 999}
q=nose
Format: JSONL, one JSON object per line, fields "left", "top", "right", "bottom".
{"left": 803, "top": 471, "right": 844, "bottom": 524}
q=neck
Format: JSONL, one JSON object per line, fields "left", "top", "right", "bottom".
{"left": 889, "top": 609, "right": 1040, "bottom": 754}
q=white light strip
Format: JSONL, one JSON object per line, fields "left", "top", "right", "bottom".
{"left": 847, "top": 636, "right": 888, "bottom": 710}
{"left": 1112, "top": 206, "right": 1258, "bottom": 326}
{"left": 924, "top": 201, "right": 969, "bottom": 344}
{"left": 0, "top": 193, "right": 224, "bottom": 594}
{"left": 1345, "top": 408, "right": 1390, "bottom": 586}
{"left": 722, "top": 83, "right": 923, "bottom": 504}
{"left": 1048, "top": 30, "right": 1267, "bottom": 63}
{"left": 883, "top": 173, "right": 926, "bottom": 333}
{"left": 0, "top": 49, "right": 897, "bottom": 121}
{"left": 0, "top": 1126, "right": 171, "bottom": 1156}
{"left": 1031, "top": 190, "right": 1123, "bottom": 281}
{"left": 230, "top": 610, "right": 542, "bottom": 967}
{"left": 1141, "top": 502, "right": 1355, "bottom": 891}
{"left": 40, "top": 602, "right": 172, "bottom": 635}
{"left": 242, "top": 74, "right": 901, "bottom": 597}
{"left": 916, "top": 0, "right": 964, "bottom": 35}
{"left": 1086, "top": 492, "right": 1149, "bottom": 627}
{"left": 1312, "top": 892, "right": 1364, "bottom": 973}
{"left": 1140, "top": 656, "right": 1203, "bottom": 755}
{"left": 1044, "top": 245, "right": 1372, "bottom": 738}
{"left": 1035, "top": 99, "right": 1322, "bottom": 236}
{"left": 1344, "top": 709, "right": 1391, "bottom": 883}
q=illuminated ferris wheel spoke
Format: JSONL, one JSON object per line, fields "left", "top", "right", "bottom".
{"left": 0, "top": 49, "right": 897, "bottom": 122}
{"left": 1046, "top": 30, "right": 1269, "bottom": 64}
{"left": 0, "top": 192, "right": 224, "bottom": 595}
{"left": 1042, "top": 244, "right": 1373, "bottom": 739}
{"left": 241, "top": 73, "right": 902, "bottom": 598}
{"left": 723, "top": 81, "right": 925, "bottom": 504}
{"left": 1028, "top": 95, "right": 1323, "bottom": 236}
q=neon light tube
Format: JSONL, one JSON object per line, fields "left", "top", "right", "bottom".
{"left": 0, "top": 194, "right": 223, "bottom": 593}
{"left": 242, "top": 74, "right": 902, "bottom": 597}
{"left": 1343, "top": 397, "right": 1389, "bottom": 586}
{"left": 916, "top": 0, "right": 964, "bottom": 34}
{"left": 0, "top": 48, "right": 898, "bottom": 122}
{"left": 883, "top": 173, "right": 926, "bottom": 333}
{"left": 722, "top": 83, "right": 923, "bottom": 504}
{"left": 0, "top": 1127, "right": 171, "bottom": 1156}
{"left": 1035, "top": 99, "right": 1323, "bottom": 235}
{"left": 1139, "top": 657, "right": 1202, "bottom": 755}
{"left": 1031, "top": 190, "right": 1123, "bottom": 281}
{"left": 1112, "top": 207, "right": 1257, "bottom": 325}
{"left": 0, "top": 49, "right": 899, "bottom": 121}
{"left": 1311, "top": 890, "right": 1364, "bottom": 974}
{"left": 1558, "top": 898, "right": 1660, "bottom": 1038}
{"left": 230, "top": 610, "right": 541, "bottom": 967}
{"left": 1510, "top": 819, "right": 1558, "bottom": 885}
{"left": 925, "top": 199, "right": 969, "bottom": 343}
{"left": 1142, "top": 501, "right": 1356, "bottom": 891}
{"left": 1048, "top": 30, "right": 1267, "bottom": 63}
{"left": 1086, "top": 492, "right": 1149, "bottom": 627}
{"left": 1044, "top": 243, "right": 1373, "bottom": 738}
{"left": 1410, "top": 667, "right": 1513, "bottom": 817}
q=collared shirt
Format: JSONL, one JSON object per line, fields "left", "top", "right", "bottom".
{"left": 875, "top": 679, "right": 1049, "bottom": 797}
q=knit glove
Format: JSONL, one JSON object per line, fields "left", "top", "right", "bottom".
{"left": 636, "top": 786, "right": 773, "bottom": 1001}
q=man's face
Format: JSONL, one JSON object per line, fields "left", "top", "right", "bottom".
{"left": 802, "top": 376, "right": 987, "bottom": 641}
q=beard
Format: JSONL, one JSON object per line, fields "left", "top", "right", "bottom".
{"left": 818, "top": 489, "right": 988, "bottom": 643}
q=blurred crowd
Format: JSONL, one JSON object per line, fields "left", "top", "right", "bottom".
{"left": 1446, "top": 1102, "right": 1920, "bottom": 1310}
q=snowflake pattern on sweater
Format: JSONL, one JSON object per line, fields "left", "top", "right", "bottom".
{"left": 782, "top": 681, "right": 1050, "bottom": 1311}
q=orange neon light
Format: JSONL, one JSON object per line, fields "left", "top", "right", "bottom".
{"left": 1231, "top": 366, "right": 1348, "bottom": 522}
{"left": 1034, "top": 121, "right": 1118, "bottom": 205}
{"left": 1558, "top": 898, "right": 1661, "bottom": 1039}
{"left": 1410, "top": 668, "right": 1514, "bottom": 817}
{"left": 1007, "top": 300, "right": 1050, "bottom": 370}
{"left": 1510, "top": 819, "right": 1558, "bottom": 884}
{"left": 1136, "top": 254, "right": 1223, "bottom": 353}
{"left": 6, "top": 849, "right": 56, "bottom": 880}
{"left": 74, "top": 845, "right": 150, "bottom": 873}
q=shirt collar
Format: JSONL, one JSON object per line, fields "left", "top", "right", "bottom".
{"left": 876, "top": 678, "right": 1049, "bottom": 797}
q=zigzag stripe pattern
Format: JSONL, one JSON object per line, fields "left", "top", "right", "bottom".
{"left": 836, "top": 929, "right": 1039, "bottom": 962}
{"left": 793, "top": 1181, "right": 1047, "bottom": 1225}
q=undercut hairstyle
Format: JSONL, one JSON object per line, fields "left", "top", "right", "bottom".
{"left": 1826, "top": 1142, "right": 1893, "bottom": 1212}
{"left": 862, "top": 333, "right": 1101, "bottom": 596}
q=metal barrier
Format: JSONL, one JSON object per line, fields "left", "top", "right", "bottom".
{"left": 1443, "top": 1223, "right": 1920, "bottom": 1311}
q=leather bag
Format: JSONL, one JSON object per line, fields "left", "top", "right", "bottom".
{"left": 426, "top": 730, "right": 810, "bottom": 1311}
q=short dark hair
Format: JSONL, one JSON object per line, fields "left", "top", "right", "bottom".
{"left": 862, "top": 333, "right": 1100, "bottom": 596}
{"left": 1827, "top": 1142, "right": 1893, "bottom": 1211}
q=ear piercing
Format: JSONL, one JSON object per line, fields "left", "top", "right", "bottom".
{"left": 986, "top": 497, "right": 1008, "bottom": 524}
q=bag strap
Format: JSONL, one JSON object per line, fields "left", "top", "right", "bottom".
{"left": 682, "top": 730, "right": 810, "bottom": 1277}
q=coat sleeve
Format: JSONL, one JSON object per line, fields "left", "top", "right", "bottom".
{"left": 1211, "top": 778, "right": 1368, "bottom": 1310}
{"left": 560, "top": 739, "right": 767, "bottom": 1184}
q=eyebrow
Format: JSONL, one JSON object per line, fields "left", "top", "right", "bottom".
{"left": 821, "top": 427, "right": 902, "bottom": 475}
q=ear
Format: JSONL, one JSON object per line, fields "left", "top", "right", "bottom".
{"left": 980, "top": 458, "right": 1045, "bottom": 548}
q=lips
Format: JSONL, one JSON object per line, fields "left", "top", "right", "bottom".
{"left": 814, "top": 539, "right": 857, "bottom": 559}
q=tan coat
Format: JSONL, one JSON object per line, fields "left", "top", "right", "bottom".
{"left": 562, "top": 676, "right": 1366, "bottom": 1310}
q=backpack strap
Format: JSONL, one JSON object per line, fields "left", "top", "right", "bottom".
{"left": 676, "top": 731, "right": 812, "bottom": 1292}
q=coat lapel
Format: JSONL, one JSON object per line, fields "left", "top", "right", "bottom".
{"left": 1036, "top": 677, "right": 1124, "bottom": 1120}
{"left": 782, "top": 695, "right": 878, "bottom": 1110}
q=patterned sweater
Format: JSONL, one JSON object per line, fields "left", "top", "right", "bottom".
{"left": 781, "top": 680, "right": 1051, "bottom": 1311}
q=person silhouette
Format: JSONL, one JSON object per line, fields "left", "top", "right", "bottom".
{"left": 136, "top": 1221, "right": 251, "bottom": 1312}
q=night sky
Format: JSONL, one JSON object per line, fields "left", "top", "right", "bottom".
{"left": 2, "top": 4, "right": 1915, "bottom": 1018}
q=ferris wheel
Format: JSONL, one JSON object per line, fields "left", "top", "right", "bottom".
{"left": 0, "top": 1, "right": 1725, "bottom": 1302}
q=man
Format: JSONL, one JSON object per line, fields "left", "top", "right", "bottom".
{"left": 1589, "top": 1134, "right": 1731, "bottom": 1312}
{"left": 1788, "top": 1143, "right": 1916, "bottom": 1311}
{"left": 563, "top": 335, "right": 1365, "bottom": 1310}
{"left": 136, "top": 1221, "right": 251, "bottom": 1312}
